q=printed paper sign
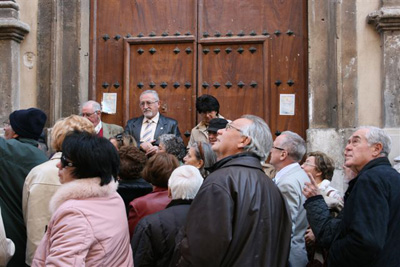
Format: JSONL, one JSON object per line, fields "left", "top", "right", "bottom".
{"left": 102, "top": 93, "right": 117, "bottom": 114}
{"left": 279, "top": 94, "right": 295, "bottom": 116}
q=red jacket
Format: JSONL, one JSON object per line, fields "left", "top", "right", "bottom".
{"left": 128, "top": 186, "right": 170, "bottom": 237}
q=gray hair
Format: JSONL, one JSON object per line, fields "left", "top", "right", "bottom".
{"left": 358, "top": 126, "right": 392, "bottom": 156}
{"left": 82, "top": 100, "right": 101, "bottom": 112}
{"left": 240, "top": 115, "right": 273, "bottom": 162}
{"left": 159, "top": 134, "right": 186, "bottom": 161}
{"left": 190, "top": 141, "right": 217, "bottom": 178}
{"left": 280, "top": 131, "right": 306, "bottom": 162}
{"left": 140, "top": 90, "right": 159, "bottom": 101}
{"left": 168, "top": 165, "right": 204, "bottom": 200}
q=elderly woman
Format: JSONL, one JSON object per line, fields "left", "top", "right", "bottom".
{"left": 158, "top": 134, "right": 186, "bottom": 162}
{"left": 23, "top": 115, "right": 94, "bottom": 266}
{"left": 301, "top": 151, "right": 343, "bottom": 266}
{"left": 32, "top": 131, "right": 133, "bottom": 266}
{"left": 128, "top": 152, "right": 179, "bottom": 237}
{"left": 132, "top": 165, "right": 204, "bottom": 267}
{"left": 301, "top": 151, "right": 343, "bottom": 205}
{"left": 183, "top": 141, "right": 217, "bottom": 178}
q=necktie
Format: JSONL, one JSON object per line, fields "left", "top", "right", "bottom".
{"left": 142, "top": 120, "right": 154, "bottom": 143}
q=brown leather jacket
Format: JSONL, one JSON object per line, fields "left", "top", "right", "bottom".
{"left": 171, "top": 153, "right": 292, "bottom": 267}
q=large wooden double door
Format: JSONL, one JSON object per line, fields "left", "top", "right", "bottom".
{"left": 90, "top": 0, "right": 308, "bottom": 143}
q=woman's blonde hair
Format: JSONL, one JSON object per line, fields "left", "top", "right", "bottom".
{"left": 51, "top": 115, "right": 95, "bottom": 151}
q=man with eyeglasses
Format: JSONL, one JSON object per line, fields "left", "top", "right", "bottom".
{"left": 172, "top": 115, "right": 291, "bottom": 267}
{"left": 0, "top": 108, "right": 48, "bottom": 267}
{"left": 124, "top": 90, "right": 181, "bottom": 156}
{"left": 303, "top": 126, "right": 400, "bottom": 267}
{"left": 81, "top": 100, "right": 123, "bottom": 139}
{"left": 269, "top": 131, "right": 309, "bottom": 267}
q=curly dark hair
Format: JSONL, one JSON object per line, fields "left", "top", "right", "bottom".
{"left": 142, "top": 152, "right": 179, "bottom": 188}
{"left": 118, "top": 145, "right": 147, "bottom": 180}
{"left": 306, "top": 151, "right": 335, "bottom": 181}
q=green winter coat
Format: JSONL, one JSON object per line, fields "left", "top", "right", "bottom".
{"left": 0, "top": 137, "right": 48, "bottom": 267}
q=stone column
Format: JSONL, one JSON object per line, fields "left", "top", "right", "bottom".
{"left": 368, "top": 1, "right": 400, "bottom": 127}
{"left": 368, "top": 0, "right": 400, "bottom": 163}
{"left": 0, "top": 0, "right": 29, "bottom": 122}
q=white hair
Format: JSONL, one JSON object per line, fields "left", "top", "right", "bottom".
{"left": 240, "top": 115, "right": 273, "bottom": 161}
{"left": 280, "top": 131, "right": 306, "bottom": 162}
{"left": 140, "top": 90, "right": 159, "bottom": 101}
{"left": 82, "top": 100, "right": 101, "bottom": 112}
{"left": 168, "top": 165, "right": 203, "bottom": 200}
{"left": 358, "top": 126, "right": 392, "bottom": 156}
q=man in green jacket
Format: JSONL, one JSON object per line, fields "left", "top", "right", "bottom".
{"left": 1, "top": 108, "right": 48, "bottom": 267}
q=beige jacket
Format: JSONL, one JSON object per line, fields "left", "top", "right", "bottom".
{"left": 22, "top": 152, "right": 61, "bottom": 266}
{"left": 102, "top": 122, "right": 123, "bottom": 139}
{"left": 0, "top": 207, "right": 14, "bottom": 267}
{"left": 188, "top": 114, "right": 225, "bottom": 147}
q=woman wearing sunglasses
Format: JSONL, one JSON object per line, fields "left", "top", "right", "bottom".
{"left": 32, "top": 131, "right": 133, "bottom": 266}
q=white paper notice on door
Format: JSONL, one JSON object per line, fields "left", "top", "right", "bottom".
{"left": 102, "top": 93, "right": 117, "bottom": 114}
{"left": 279, "top": 94, "right": 295, "bottom": 116}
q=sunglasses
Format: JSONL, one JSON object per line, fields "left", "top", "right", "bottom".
{"left": 60, "top": 155, "right": 74, "bottom": 168}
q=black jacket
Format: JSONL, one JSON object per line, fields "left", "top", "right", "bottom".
{"left": 131, "top": 199, "right": 192, "bottom": 267}
{"left": 117, "top": 178, "right": 153, "bottom": 215}
{"left": 124, "top": 114, "right": 181, "bottom": 147}
{"left": 305, "top": 157, "right": 400, "bottom": 267}
{"left": 171, "top": 153, "right": 292, "bottom": 267}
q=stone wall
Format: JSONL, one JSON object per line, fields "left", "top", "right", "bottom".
{"left": 309, "top": 0, "right": 400, "bottom": 193}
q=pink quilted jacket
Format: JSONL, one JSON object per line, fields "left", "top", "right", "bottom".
{"left": 32, "top": 178, "right": 133, "bottom": 267}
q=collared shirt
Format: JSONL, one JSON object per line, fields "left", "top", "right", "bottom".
{"left": 274, "top": 162, "right": 300, "bottom": 185}
{"left": 140, "top": 112, "right": 160, "bottom": 142}
{"left": 95, "top": 121, "right": 102, "bottom": 134}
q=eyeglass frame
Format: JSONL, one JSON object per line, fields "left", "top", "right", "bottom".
{"left": 80, "top": 110, "right": 100, "bottom": 117}
{"left": 3, "top": 121, "right": 10, "bottom": 128}
{"left": 139, "top": 100, "right": 159, "bottom": 107}
{"left": 225, "top": 122, "right": 243, "bottom": 134}
{"left": 272, "top": 146, "right": 285, "bottom": 151}
{"left": 302, "top": 162, "right": 318, "bottom": 168}
{"left": 60, "top": 155, "right": 74, "bottom": 168}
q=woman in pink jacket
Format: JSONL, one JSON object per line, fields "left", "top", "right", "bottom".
{"left": 32, "top": 131, "right": 133, "bottom": 266}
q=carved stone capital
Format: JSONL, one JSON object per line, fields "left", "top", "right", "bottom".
{"left": 368, "top": 7, "right": 400, "bottom": 32}
{"left": 0, "top": 0, "right": 29, "bottom": 42}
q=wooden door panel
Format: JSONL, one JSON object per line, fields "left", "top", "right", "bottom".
{"left": 200, "top": 0, "right": 266, "bottom": 36}
{"left": 91, "top": 0, "right": 308, "bottom": 141}
{"left": 129, "top": 0, "right": 196, "bottom": 36}
{"left": 198, "top": 42, "right": 266, "bottom": 121}
{"left": 124, "top": 37, "right": 196, "bottom": 143}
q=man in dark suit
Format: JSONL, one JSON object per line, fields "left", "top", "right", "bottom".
{"left": 124, "top": 90, "right": 181, "bottom": 155}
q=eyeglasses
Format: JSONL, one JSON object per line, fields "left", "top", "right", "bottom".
{"left": 3, "top": 121, "right": 10, "bottom": 128}
{"left": 303, "top": 162, "right": 318, "bottom": 168}
{"left": 225, "top": 122, "right": 243, "bottom": 133}
{"left": 272, "top": 146, "right": 285, "bottom": 151}
{"left": 139, "top": 100, "right": 158, "bottom": 107}
{"left": 81, "top": 111, "right": 98, "bottom": 117}
{"left": 60, "top": 155, "right": 74, "bottom": 168}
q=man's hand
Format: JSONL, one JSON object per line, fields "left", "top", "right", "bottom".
{"left": 302, "top": 172, "right": 321, "bottom": 199}
{"left": 140, "top": 141, "right": 158, "bottom": 156}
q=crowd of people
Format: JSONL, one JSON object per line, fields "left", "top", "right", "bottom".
{"left": 0, "top": 90, "right": 399, "bottom": 267}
